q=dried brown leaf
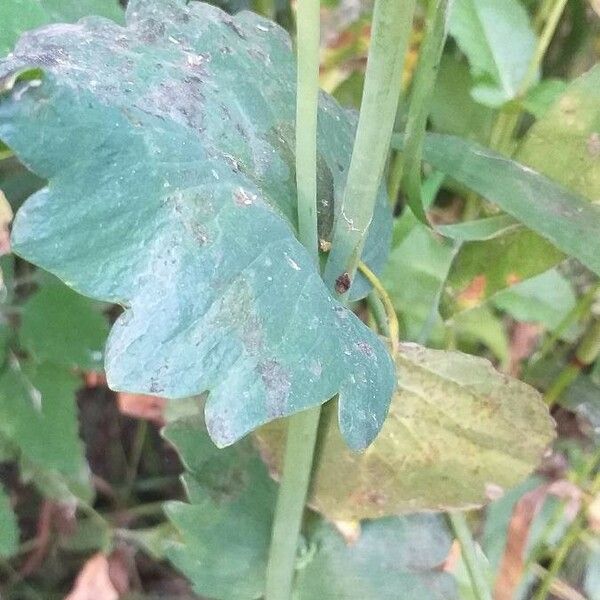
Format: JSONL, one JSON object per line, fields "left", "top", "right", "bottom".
{"left": 116, "top": 392, "right": 166, "bottom": 426}
{"left": 494, "top": 480, "right": 582, "bottom": 600}
{"left": 65, "top": 553, "right": 122, "bottom": 600}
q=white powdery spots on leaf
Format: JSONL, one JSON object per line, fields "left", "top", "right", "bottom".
{"left": 285, "top": 254, "right": 301, "bottom": 271}
{"left": 258, "top": 359, "right": 291, "bottom": 418}
{"left": 234, "top": 187, "right": 256, "bottom": 206}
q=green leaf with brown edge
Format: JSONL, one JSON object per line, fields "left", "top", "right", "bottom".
{"left": 441, "top": 228, "right": 563, "bottom": 317}
{"left": 255, "top": 343, "right": 555, "bottom": 520}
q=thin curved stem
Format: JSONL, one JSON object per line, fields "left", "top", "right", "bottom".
{"left": 358, "top": 260, "right": 399, "bottom": 358}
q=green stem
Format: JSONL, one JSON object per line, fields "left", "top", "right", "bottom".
{"left": 323, "top": 0, "right": 417, "bottom": 294}
{"left": 530, "top": 282, "right": 600, "bottom": 369}
{"left": 522, "top": 0, "right": 568, "bottom": 94}
{"left": 449, "top": 512, "right": 493, "bottom": 600}
{"left": 265, "top": 2, "right": 321, "bottom": 598}
{"left": 265, "top": 408, "right": 321, "bottom": 600}
{"left": 124, "top": 419, "right": 148, "bottom": 497}
{"left": 545, "top": 318, "right": 600, "bottom": 407}
{"left": 295, "top": 0, "right": 321, "bottom": 261}
{"left": 533, "top": 470, "right": 600, "bottom": 600}
{"left": 367, "top": 290, "right": 390, "bottom": 337}
{"left": 399, "top": 0, "right": 450, "bottom": 221}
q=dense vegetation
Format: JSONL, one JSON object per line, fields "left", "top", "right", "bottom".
{"left": 0, "top": 0, "right": 599, "bottom": 598}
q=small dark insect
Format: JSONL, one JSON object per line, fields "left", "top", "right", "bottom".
{"left": 335, "top": 272, "right": 351, "bottom": 295}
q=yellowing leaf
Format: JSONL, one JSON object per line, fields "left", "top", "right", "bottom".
{"left": 255, "top": 344, "right": 555, "bottom": 520}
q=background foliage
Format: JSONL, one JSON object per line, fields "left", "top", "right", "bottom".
{"left": 0, "top": 0, "right": 599, "bottom": 599}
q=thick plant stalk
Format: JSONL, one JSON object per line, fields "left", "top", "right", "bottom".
{"left": 265, "top": 407, "right": 321, "bottom": 599}
{"left": 264, "top": 1, "right": 321, "bottom": 598}
{"left": 266, "top": 2, "right": 417, "bottom": 597}
{"left": 400, "top": 0, "right": 451, "bottom": 222}
{"left": 323, "top": 0, "right": 417, "bottom": 294}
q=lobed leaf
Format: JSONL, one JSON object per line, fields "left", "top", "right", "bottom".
{"left": 0, "top": 0, "right": 394, "bottom": 449}
{"left": 294, "top": 516, "right": 456, "bottom": 600}
{"left": 255, "top": 344, "right": 555, "bottom": 520}
{"left": 163, "top": 416, "right": 458, "bottom": 600}
{"left": 0, "top": 361, "right": 91, "bottom": 500}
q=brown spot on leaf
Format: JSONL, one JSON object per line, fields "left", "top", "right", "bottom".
{"left": 457, "top": 274, "right": 487, "bottom": 308}
{"left": 505, "top": 272, "right": 521, "bottom": 286}
{"left": 335, "top": 272, "right": 351, "bottom": 295}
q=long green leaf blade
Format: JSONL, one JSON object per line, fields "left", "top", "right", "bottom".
{"left": 393, "top": 132, "right": 600, "bottom": 276}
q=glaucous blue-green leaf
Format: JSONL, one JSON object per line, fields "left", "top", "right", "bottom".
{"left": 164, "top": 416, "right": 276, "bottom": 600}
{"left": 163, "top": 417, "right": 457, "bottom": 600}
{"left": 0, "top": 0, "right": 394, "bottom": 449}
{"left": 20, "top": 282, "right": 109, "bottom": 370}
{"left": 448, "top": 0, "right": 537, "bottom": 106}
{"left": 255, "top": 344, "right": 555, "bottom": 520}
{"left": 441, "top": 229, "right": 564, "bottom": 317}
{"left": 0, "top": 0, "right": 125, "bottom": 57}
{"left": 0, "top": 484, "right": 18, "bottom": 558}
{"left": 0, "top": 361, "right": 91, "bottom": 499}
{"left": 294, "top": 516, "right": 457, "bottom": 600}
